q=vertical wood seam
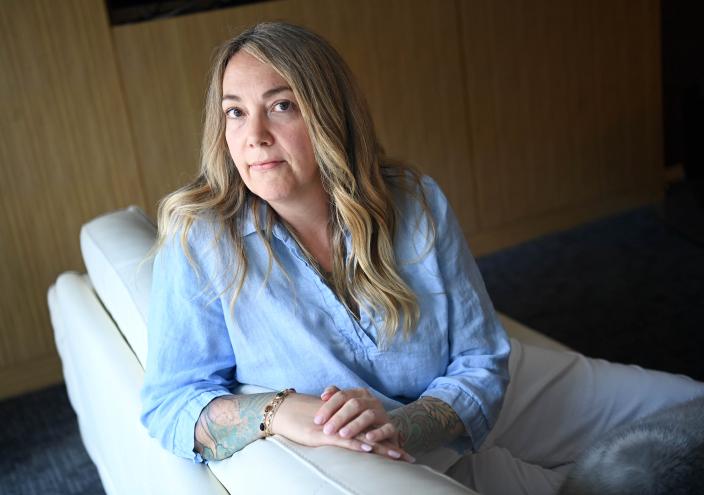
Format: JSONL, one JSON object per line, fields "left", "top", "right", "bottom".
{"left": 108, "top": 25, "right": 150, "bottom": 214}
{"left": 454, "top": 0, "right": 481, "bottom": 234}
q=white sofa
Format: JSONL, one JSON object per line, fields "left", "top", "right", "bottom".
{"left": 47, "top": 206, "right": 568, "bottom": 494}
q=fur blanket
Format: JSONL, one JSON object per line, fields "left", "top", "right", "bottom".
{"left": 559, "top": 396, "right": 704, "bottom": 495}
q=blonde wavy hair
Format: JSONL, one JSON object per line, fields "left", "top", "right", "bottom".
{"left": 157, "top": 22, "right": 433, "bottom": 348}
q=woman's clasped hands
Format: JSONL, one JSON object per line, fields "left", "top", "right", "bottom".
{"left": 270, "top": 385, "right": 415, "bottom": 463}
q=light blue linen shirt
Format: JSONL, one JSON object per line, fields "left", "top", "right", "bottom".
{"left": 141, "top": 176, "right": 511, "bottom": 462}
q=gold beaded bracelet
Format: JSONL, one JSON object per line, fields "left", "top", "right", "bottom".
{"left": 259, "top": 388, "right": 296, "bottom": 437}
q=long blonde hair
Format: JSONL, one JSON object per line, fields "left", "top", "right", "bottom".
{"left": 157, "top": 22, "right": 433, "bottom": 348}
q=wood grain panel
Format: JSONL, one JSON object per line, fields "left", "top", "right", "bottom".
{"left": 112, "top": 0, "right": 477, "bottom": 231}
{"left": 460, "top": 0, "right": 663, "bottom": 232}
{"left": 0, "top": 0, "right": 666, "bottom": 399}
{"left": 0, "top": 0, "right": 144, "bottom": 380}
{"left": 596, "top": 0, "right": 663, "bottom": 198}
{"left": 0, "top": 354, "right": 63, "bottom": 401}
{"left": 470, "top": 188, "right": 662, "bottom": 257}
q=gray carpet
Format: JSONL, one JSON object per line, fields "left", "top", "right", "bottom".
{"left": 1, "top": 182, "right": 702, "bottom": 493}
{"left": 0, "top": 385, "right": 103, "bottom": 494}
{"left": 477, "top": 182, "right": 704, "bottom": 381}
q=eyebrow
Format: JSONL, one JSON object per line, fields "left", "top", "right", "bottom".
{"left": 221, "top": 85, "right": 292, "bottom": 103}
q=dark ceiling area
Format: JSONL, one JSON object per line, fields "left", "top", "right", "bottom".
{"left": 106, "top": 0, "right": 269, "bottom": 25}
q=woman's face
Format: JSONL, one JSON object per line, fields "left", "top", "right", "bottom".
{"left": 222, "top": 51, "right": 322, "bottom": 210}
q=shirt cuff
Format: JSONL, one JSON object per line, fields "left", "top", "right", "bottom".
{"left": 173, "top": 389, "right": 232, "bottom": 462}
{"left": 421, "top": 384, "right": 490, "bottom": 452}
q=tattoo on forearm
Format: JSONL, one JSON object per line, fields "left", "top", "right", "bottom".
{"left": 389, "top": 397, "right": 465, "bottom": 455}
{"left": 194, "top": 393, "right": 275, "bottom": 461}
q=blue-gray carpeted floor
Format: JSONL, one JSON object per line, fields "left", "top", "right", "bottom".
{"left": 1, "top": 182, "right": 702, "bottom": 494}
{"left": 477, "top": 182, "right": 704, "bottom": 381}
{"left": 0, "top": 385, "right": 103, "bottom": 494}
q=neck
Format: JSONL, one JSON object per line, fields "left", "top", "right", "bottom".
{"left": 268, "top": 186, "right": 332, "bottom": 272}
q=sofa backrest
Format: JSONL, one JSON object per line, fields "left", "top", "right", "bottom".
{"left": 80, "top": 206, "right": 156, "bottom": 367}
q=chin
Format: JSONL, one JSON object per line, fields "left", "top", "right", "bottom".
{"left": 252, "top": 188, "right": 295, "bottom": 205}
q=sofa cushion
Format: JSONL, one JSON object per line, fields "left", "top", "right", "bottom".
{"left": 80, "top": 206, "right": 156, "bottom": 367}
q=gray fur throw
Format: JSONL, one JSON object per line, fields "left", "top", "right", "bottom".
{"left": 559, "top": 396, "right": 704, "bottom": 495}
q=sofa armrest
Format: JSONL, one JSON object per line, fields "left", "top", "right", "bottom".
{"left": 210, "top": 435, "right": 475, "bottom": 494}
{"left": 49, "top": 273, "right": 228, "bottom": 495}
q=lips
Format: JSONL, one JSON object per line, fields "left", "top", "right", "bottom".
{"left": 249, "top": 159, "right": 284, "bottom": 170}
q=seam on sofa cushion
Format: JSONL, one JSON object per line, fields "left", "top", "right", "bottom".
{"left": 270, "top": 437, "right": 358, "bottom": 495}
{"left": 270, "top": 437, "right": 473, "bottom": 494}
{"left": 80, "top": 207, "right": 155, "bottom": 366}
{"left": 83, "top": 231, "right": 144, "bottom": 363}
{"left": 88, "top": 206, "right": 155, "bottom": 324}
{"left": 413, "top": 464, "right": 477, "bottom": 492}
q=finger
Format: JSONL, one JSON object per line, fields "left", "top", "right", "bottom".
{"left": 320, "top": 385, "right": 340, "bottom": 402}
{"left": 313, "top": 392, "right": 347, "bottom": 425}
{"left": 323, "top": 397, "right": 371, "bottom": 435}
{"left": 338, "top": 409, "right": 382, "bottom": 438}
{"left": 363, "top": 422, "right": 397, "bottom": 443}
{"left": 371, "top": 440, "right": 416, "bottom": 464}
{"left": 318, "top": 430, "right": 374, "bottom": 454}
{"left": 354, "top": 433, "right": 414, "bottom": 463}
{"left": 314, "top": 388, "right": 347, "bottom": 424}
{"left": 313, "top": 389, "right": 362, "bottom": 426}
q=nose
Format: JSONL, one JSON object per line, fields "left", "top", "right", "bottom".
{"left": 245, "top": 112, "right": 273, "bottom": 148}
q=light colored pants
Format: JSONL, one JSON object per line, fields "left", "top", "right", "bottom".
{"left": 445, "top": 338, "right": 704, "bottom": 495}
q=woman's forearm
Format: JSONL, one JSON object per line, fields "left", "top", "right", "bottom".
{"left": 194, "top": 393, "right": 463, "bottom": 461}
{"left": 388, "top": 397, "right": 466, "bottom": 455}
{"left": 194, "top": 392, "right": 276, "bottom": 461}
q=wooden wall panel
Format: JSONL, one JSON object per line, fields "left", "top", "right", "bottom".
{"left": 460, "top": 0, "right": 663, "bottom": 245}
{"left": 594, "top": 0, "right": 663, "bottom": 198}
{"left": 0, "top": 0, "right": 144, "bottom": 397}
{"left": 112, "top": 0, "right": 477, "bottom": 231}
{"left": 0, "top": 0, "right": 665, "bottom": 399}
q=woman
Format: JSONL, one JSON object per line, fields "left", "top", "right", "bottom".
{"left": 141, "top": 22, "right": 703, "bottom": 494}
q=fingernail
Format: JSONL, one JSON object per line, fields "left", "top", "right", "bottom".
{"left": 314, "top": 415, "right": 324, "bottom": 425}
{"left": 323, "top": 424, "right": 334, "bottom": 435}
{"left": 361, "top": 443, "right": 373, "bottom": 452}
{"left": 339, "top": 427, "right": 350, "bottom": 437}
{"left": 365, "top": 432, "right": 374, "bottom": 441}
{"left": 407, "top": 455, "right": 416, "bottom": 463}
{"left": 387, "top": 450, "right": 401, "bottom": 459}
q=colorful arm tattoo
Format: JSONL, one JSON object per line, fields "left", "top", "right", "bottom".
{"left": 194, "top": 393, "right": 275, "bottom": 461}
{"left": 388, "top": 397, "right": 466, "bottom": 455}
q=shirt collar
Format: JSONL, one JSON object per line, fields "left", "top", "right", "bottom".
{"left": 240, "top": 200, "right": 291, "bottom": 243}
{"left": 239, "top": 199, "right": 349, "bottom": 251}
{"left": 240, "top": 203, "right": 258, "bottom": 237}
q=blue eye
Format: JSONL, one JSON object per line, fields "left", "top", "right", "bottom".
{"left": 273, "top": 101, "right": 291, "bottom": 112}
{"left": 225, "top": 107, "right": 243, "bottom": 118}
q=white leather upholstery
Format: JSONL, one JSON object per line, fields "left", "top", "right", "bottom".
{"left": 80, "top": 206, "right": 155, "bottom": 367}
{"left": 209, "top": 436, "right": 472, "bottom": 494}
{"left": 50, "top": 205, "right": 568, "bottom": 494}
{"left": 49, "top": 273, "right": 228, "bottom": 495}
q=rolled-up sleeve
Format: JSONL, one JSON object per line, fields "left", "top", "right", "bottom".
{"left": 140, "top": 224, "right": 236, "bottom": 462}
{"left": 419, "top": 178, "right": 511, "bottom": 451}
